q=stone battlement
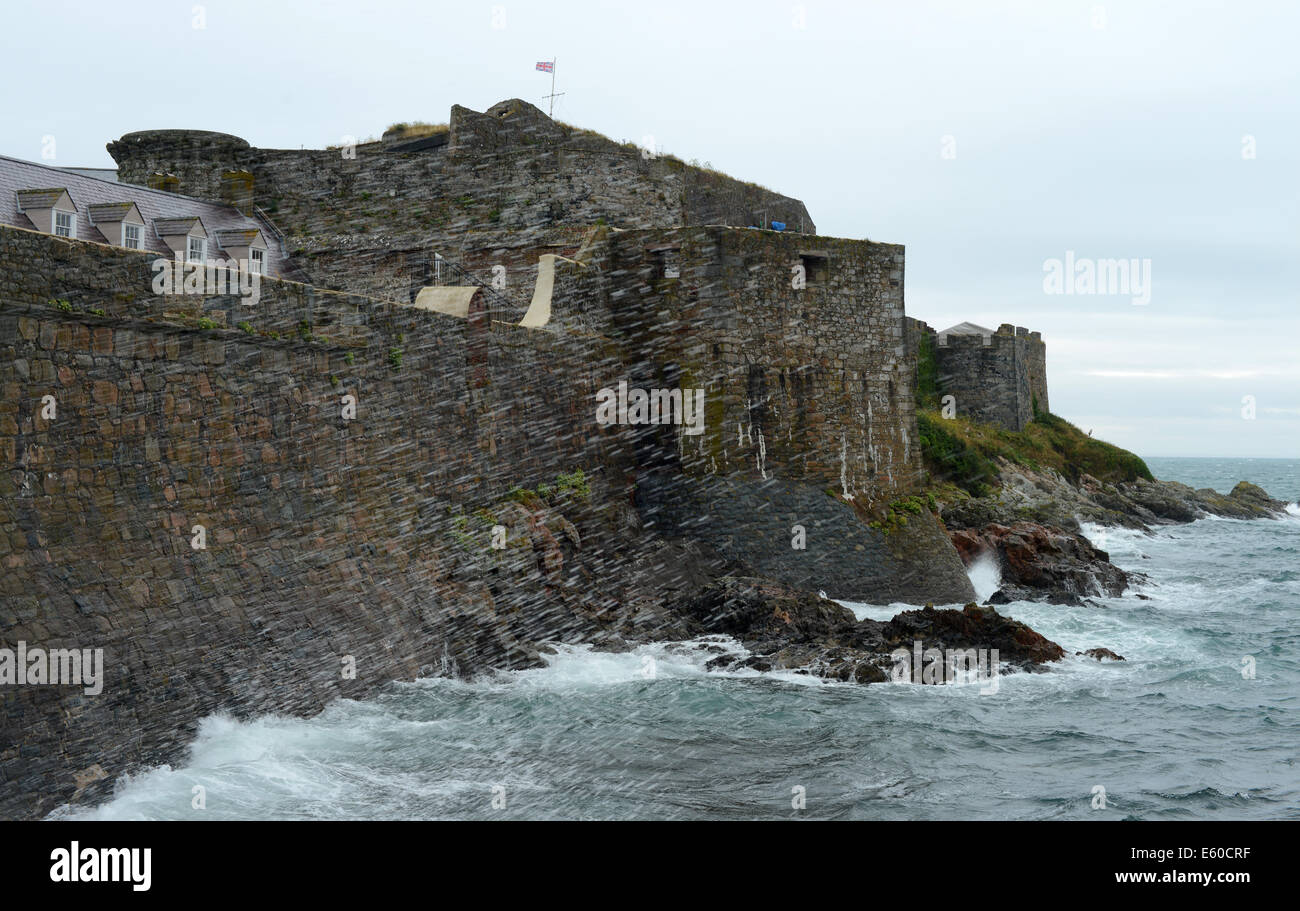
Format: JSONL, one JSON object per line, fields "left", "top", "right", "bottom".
{"left": 908, "top": 317, "right": 1049, "bottom": 431}
{"left": 106, "top": 99, "right": 816, "bottom": 305}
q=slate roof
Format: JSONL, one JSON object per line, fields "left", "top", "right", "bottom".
{"left": 214, "top": 229, "right": 261, "bottom": 248}
{"left": 16, "top": 188, "right": 71, "bottom": 211}
{"left": 86, "top": 202, "right": 137, "bottom": 223}
{"left": 938, "top": 321, "right": 994, "bottom": 337}
{"left": 0, "top": 154, "right": 283, "bottom": 275}
{"left": 57, "top": 167, "right": 119, "bottom": 183}
{"left": 153, "top": 216, "right": 204, "bottom": 237}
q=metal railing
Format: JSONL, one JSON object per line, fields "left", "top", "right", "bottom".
{"left": 421, "top": 251, "right": 530, "bottom": 324}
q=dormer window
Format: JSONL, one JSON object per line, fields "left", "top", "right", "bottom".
{"left": 213, "top": 228, "right": 268, "bottom": 277}
{"left": 88, "top": 202, "right": 145, "bottom": 251}
{"left": 153, "top": 216, "right": 208, "bottom": 263}
{"left": 54, "top": 210, "right": 75, "bottom": 238}
{"left": 15, "top": 188, "right": 77, "bottom": 239}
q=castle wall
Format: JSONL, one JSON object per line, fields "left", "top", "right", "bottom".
{"left": 597, "top": 227, "right": 921, "bottom": 502}
{"left": 504, "top": 226, "right": 964, "bottom": 600}
{"left": 106, "top": 130, "right": 251, "bottom": 200}
{"left": 0, "top": 224, "right": 653, "bottom": 818}
{"left": 1023, "top": 328, "right": 1049, "bottom": 416}
{"left": 907, "top": 320, "right": 1048, "bottom": 431}
{"left": 0, "top": 224, "right": 974, "bottom": 818}
{"left": 936, "top": 329, "right": 1031, "bottom": 431}
{"left": 106, "top": 102, "right": 817, "bottom": 305}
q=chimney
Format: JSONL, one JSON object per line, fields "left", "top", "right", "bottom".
{"left": 147, "top": 172, "right": 180, "bottom": 193}
{"left": 220, "top": 169, "right": 256, "bottom": 216}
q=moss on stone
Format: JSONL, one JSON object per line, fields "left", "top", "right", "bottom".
{"left": 914, "top": 330, "right": 940, "bottom": 409}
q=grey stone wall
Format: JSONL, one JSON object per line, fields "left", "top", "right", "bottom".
{"left": 1022, "top": 327, "right": 1049, "bottom": 416}
{"left": 0, "top": 224, "right": 974, "bottom": 819}
{"left": 908, "top": 320, "right": 1049, "bottom": 431}
{"left": 596, "top": 226, "right": 922, "bottom": 503}
{"left": 107, "top": 100, "right": 817, "bottom": 305}
{"left": 106, "top": 130, "right": 251, "bottom": 200}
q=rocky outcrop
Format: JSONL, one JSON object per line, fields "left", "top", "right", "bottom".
{"left": 1078, "top": 648, "right": 1125, "bottom": 661}
{"left": 662, "top": 577, "right": 1065, "bottom": 682}
{"left": 950, "top": 522, "right": 1137, "bottom": 605}
{"left": 937, "top": 460, "right": 1291, "bottom": 608}
{"left": 941, "top": 461, "right": 1291, "bottom": 533}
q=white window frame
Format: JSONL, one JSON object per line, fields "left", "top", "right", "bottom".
{"left": 249, "top": 247, "right": 265, "bottom": 274}
{"left": 53, "top": 209, "right": 76, "bottom": 239}
{"left": 187, "top": 235, "right": 207, "bottom": 262}
{"left": 122, "top": 223, "right": 141, "bottom": 249}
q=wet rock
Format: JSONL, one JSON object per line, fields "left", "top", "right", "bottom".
{"left": 669, "top": 575, "right": 861, "bottom": 644}
{"left": 1224, "top": 481, "right": 1289, "bottom": 516}
{"left": 669, "top": 579, "right": 1065, "bottom": 682}
{"left": 986, "top": 587, "right": 1088, "bottom": 607}
{"left": 951, "top": 522, "right": 1134, "bottom": 603}
{"left": 880, "top": 603, "right": 1066, "bottom": 667}
{"left": 943, "top": 462, "right": 1290, "bottom": 533}
{"left": 1077, "top": 647, "right": 1125, "bottom": 661}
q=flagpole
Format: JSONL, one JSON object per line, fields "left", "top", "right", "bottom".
{"left": 549, "top": 58, "right": 557, "bottom": 118}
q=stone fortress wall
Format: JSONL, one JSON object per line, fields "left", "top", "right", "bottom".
{"left": 0, "top": 98, "right": 1029, "bottom": 817}
{"left": 106, "top": 100, "right": 817, "bottom": 306}
{"left": 907, "top": 318, "right": 1049, "bottom": 431}
{"left": 105, "top": 98, "right": 922, "bottom": 501}
{"left": 0, "top": 215, "right": 971, "bottom": 817}
{"left": 0, "top": 222, "right": 645, "bottom": 818}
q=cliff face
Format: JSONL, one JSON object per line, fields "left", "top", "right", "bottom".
{"left": 0, "top": 221, "right": 973, "bottom": 818}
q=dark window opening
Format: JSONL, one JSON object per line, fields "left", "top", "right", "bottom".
{"left": 799, "top": 254, "right": 829, "bottom": 286}
{"left": 650, "top": 247, "right": 681, "bottom": 279}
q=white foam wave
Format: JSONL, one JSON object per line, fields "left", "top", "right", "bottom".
{"left": 1078, "top": 521, "right": 1150, "bottom": 553}
{"left": 966, "top": 552, "right": 1002, "bottom": 603}
{"left": 514, "top": 638, "right": 745, "bottom": 688}
{"left": 834, "top": 599, "right": 974, "bottom": 622}
{"left": 836, "top": 599, "right": 905, "bottom": 622}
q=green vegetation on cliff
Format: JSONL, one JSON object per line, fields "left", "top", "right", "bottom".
{"left": 918, "top": 410, "right": 1153, "bottom": 496}
{"left": 869, "top": 493, "right": 940, "bottom": 535}
{"left": 506, "top": 469, "right": 592, "bottom": 509}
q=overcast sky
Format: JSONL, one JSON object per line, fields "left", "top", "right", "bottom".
{"left": 4, "top": 0, "right": 1297, "bottom": 459}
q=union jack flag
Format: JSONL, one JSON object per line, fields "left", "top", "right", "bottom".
{"left": 536, "top": 61, "right": 554, "bottom": 73}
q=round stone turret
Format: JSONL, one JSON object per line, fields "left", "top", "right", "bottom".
{"left": 107, "top": 130, "right": 251, "bottom": 200}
